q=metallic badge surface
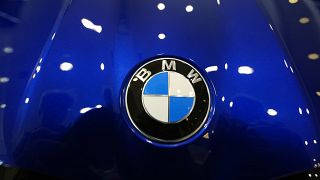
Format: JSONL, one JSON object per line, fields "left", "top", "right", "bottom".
{"left": 125, "top": 57, "right": 212, "bottom": 144}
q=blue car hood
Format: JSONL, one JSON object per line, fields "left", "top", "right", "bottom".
{"left": 0, "top": 0, "right": 319, "bottom": 179}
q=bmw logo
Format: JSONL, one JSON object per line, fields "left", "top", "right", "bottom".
{"left": 124, "top": 57, "right": 213, "bottom": 145}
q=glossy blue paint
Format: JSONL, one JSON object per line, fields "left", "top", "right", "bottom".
{"left": 260, "top": 0, "right": 320, "bottom": 130}
{"left": 0, "top": 0, "right": 319, "bottom": 179}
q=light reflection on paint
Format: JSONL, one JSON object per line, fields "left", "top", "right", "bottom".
{"left": 284, "top": 59, "right": 288, "bottom": 68}
{"left": 80, "top": 107, "right": 92, "bottom": 114}
{"left": 100, "top": 63, "right": 105, "bottom": 71}
{"left": 60, "top": 62, "right": 73, "bottom": 71}
{"left": 25, "top": 98, "right": 30, "bottom": 104}
{"left": 158, "top": 33, "right": 166, "bottom": 40}
{"left": 96, "top": 104, "right": 102, "bottom": 108}
{"left": 238, "top": 66, "right": 254, "bottom": 75}
{"left": 222, "top": 96, "right": 225, "bottom": 102}
{"left": 80, "top": 104, "right": 103, "bottom": 114}
{"left": 306, "top": 108, "right": 310, "bottom": 114}
{"left": 3, "top": 46, "right": 13, "bottom": 54}
{"left": 81, "top": 18, "right": 102, "bottom": 33}
{"left": 267, "top": 109, "right": 278, "bottom": 116}
{"left": 185, "top": 5, "right": 193, "bottom": 12}
{"left": 157, "top": 3, "right": 165, "bottom": 10}
{"left": 299, "top": 17, "right": 310, "bottom": 24}
{"left": 308, "top": 53, "right": 319, "bottom": 60}
{"left": 36, "top": 65, "right": 41, "bottom": 73}
{"left": 269, "top": 24, "right": 274, "bottom": 31}
{"left": 229, "top": 101, "right": 233, "bottom": 108}
{"left": 205, "top": 66, "right": 218, "bottom": 72}
{"left": 290, "top": 66, "right": 294, "bottom": 73}
{"left": 0, "top": 104, "right": 6, "bottom": 109}
{"left": 0, "top": 77, "right": 10, "bottom": 83}
{"left": 51, "top": 33, "right": 56, "bottom": 40}
{"left": 224, "top": 63, "right": 228, "bottom": 70}
{"left": 289, "top": 0, "right": 299, "bottom": 4}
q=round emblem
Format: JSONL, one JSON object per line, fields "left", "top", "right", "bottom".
{"left": 124, "top": 57, "right": 212, "bottom": 144}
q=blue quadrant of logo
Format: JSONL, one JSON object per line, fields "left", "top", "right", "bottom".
{"left": 143, "top": 72, "right": 168, "bottom": 95}
{"left": 169, "top": 97, "right": 194, "bottom": 123}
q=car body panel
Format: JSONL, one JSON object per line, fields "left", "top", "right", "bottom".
{"left": 0, "top": 0, "right": 319, "bottom": 179}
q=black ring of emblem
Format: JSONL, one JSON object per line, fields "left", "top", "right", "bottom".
{"left": 125, "top": 57, "right": 211, "bottom": 143}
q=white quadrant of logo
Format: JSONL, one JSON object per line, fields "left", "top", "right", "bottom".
{"left": 142, "top": 71, "right": 195, "bottom": 123}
